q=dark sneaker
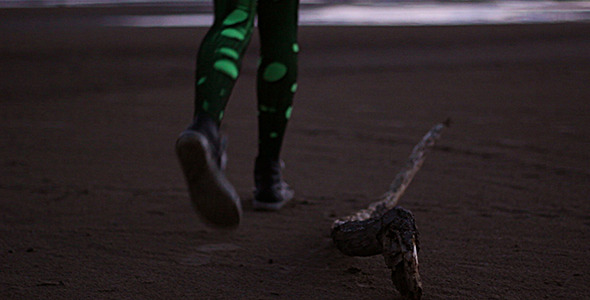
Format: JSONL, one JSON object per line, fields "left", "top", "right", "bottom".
{"left": 253, "top": 156, "right": 294, "bottom": 211}
{"left": 175, "top": 114, "right": 242, "bottom": 228}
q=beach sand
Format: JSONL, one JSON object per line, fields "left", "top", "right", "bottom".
{"left": 1, "top": 9, "right": 589, "bottom": 299}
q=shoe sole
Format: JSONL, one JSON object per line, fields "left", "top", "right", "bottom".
{"left": 176, "top": 131, "right": 242, "bottom": 228}
{"left": 252, "top": 187, "right": 294, "bottom": 211}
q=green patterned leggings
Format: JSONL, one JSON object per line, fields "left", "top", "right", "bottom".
{"left": 194, "top": 0, "right": 299, "bottom": 160}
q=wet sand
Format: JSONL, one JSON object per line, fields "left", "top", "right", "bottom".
{"left": 1, "top": 10, "right": 590, "bottom": 299}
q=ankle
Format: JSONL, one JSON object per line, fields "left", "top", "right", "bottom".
{"left": 189, "top": 112, "right": 218, "bottom": 131}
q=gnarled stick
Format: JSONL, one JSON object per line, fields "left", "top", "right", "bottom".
{"left": 331, "top": 120, "right": 449, "bottom": 300}
{"left": 331, "top": 120, "right": 449, "bottom": 256}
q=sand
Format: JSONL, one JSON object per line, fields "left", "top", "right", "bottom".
{"left": 1, "top": 8, "right": 589, "bottom": 299}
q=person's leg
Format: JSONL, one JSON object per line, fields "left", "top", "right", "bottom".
{"left": 176, "top": 0, "right": 257, "bottom": 227}
{"left": 194, "top": 0, "right": 257, "bottom": 124}
{"left": 253, "top": 0, "right": 299, "bottom": 210}
{"left": 256, "top": 0, "right": 299, "bottom": 160}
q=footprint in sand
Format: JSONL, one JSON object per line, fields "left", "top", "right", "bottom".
{"left": 180, "top": 243, "right": 241, "bottom": 266}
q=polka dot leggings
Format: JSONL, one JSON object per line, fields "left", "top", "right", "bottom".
{"left": 194, "top": 0, "right": 299, "bottom": 160}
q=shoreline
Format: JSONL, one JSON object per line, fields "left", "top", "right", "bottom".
{"left": 2, "top": 1, "right": 590, "bottom": 28}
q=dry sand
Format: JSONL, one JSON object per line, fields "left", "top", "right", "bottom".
{"left": 1, "top": 9, "right": 589, "bottom": 299}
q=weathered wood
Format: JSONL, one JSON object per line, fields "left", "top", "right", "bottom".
{"left": 331, "top": 120, "right": 448, "bottom": 299}
{"left": 331, "top": 120, "right": 448, "bottom": 255}
{"left": 380, "top": 208, "right": 422, "bottom": 300}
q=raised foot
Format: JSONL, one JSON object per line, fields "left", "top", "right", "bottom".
{"left": 176, "top": 130, "right": 242, "bottom": 228}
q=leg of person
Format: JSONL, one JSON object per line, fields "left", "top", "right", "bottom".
{"left": 253, "top": 0, "right": 299, "bottom": 211}
{"left": 176, "top": 0, "right": 256, "bottom": 227}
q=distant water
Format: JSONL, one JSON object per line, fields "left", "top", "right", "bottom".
{"left": 0, "top": 0, "right": 204, "bottom": 6}
{"left": 2, "top": 0, "right": 590, "bottom": 26}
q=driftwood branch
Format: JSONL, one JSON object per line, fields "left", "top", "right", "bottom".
{"left": 331, "top": 120, "right": 449, "bottom": 299}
